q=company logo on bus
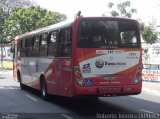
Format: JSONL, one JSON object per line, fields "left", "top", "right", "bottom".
{"left": 105, "top": 61, "right": 126, "bottom": 66}
{"left": 95, "top": 59, "right": 104, "bottom": 68}
{"left": 82, "top": 63, "right": 91, "bottom": 73}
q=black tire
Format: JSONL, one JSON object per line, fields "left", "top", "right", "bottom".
{"left": 18, "top": 72, "right": 25, "bottom": 90}
{"left": 40, "top": 78, "right": 48, "bottom": 100}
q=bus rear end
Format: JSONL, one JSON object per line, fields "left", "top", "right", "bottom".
{"left": 73, "top": 17, "right": 142, "bottom": 97}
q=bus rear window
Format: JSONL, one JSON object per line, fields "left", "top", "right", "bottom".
{"left": 77, "top": 19, "right": 140, "bottom": 48}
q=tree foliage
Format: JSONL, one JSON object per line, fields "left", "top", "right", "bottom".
{"left": 0, "top": 0, "right": 36, "bottom": 18}
{"left": 107, "top": 0, "right": 159, "bottom": 44}
{"left": 108, "top": 1, "right": 137, "bottom": 18}
{"left": 140, "top": 23, "right": 159, "bottom": 44}
{"left": 0, "top": 0, "right": 36, "bottom": 43}
{"left": 3, "top": 6, "right": 66, "bottom": 42}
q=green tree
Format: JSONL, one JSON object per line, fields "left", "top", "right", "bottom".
{"left": 107, "top": 0, "right": 159, "bottom": 44}
{"left": 0, "top": 0, "right": 36, "bottom": 69}
{"left": 0, "top": 0, "right": 36, "bottom": 18}
{"left": 140, "top": 23, "right": 159, "bottom": 44}
{"left": 0, "top": 7, "right": 3, "bottom": 31}
{"left": 0, "top": 0, "right": 36, "bottom": 44}
{"left": 3, "top": 6, "right": 66, "bottom": 42}
{"left": 108, "top": 1, "right": 137, "bottom": 18}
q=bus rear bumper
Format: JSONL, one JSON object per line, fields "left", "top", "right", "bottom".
{"left": 74, "top": 83, "right": 142, "bottom": 97}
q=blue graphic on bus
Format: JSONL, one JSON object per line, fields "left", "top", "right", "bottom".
{"left": 85, "top": 79, "right": 93, "bottom": 86}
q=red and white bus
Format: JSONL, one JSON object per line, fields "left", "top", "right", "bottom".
{"left": 13, "top": 16, "right": 142, "bottom": 99}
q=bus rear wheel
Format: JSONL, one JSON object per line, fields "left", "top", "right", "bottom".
{"left": 18, "top": 72, "right": 25, "bottom": 90}
{"left": 40, "top": 78, "right": 48, "bottom": 100}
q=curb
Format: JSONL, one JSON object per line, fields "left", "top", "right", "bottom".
{"left": 142, "top": 88, "right": 160, "bottom": 96}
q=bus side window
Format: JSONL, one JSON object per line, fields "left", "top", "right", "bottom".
{"left": 32, "top": 36, "right": 40, "bottom": 57}
{"left": 25, "top": 37, "right": 33, "bottom": 57}
{"left": 60, "top": 27, "right": 72, "bottom": 57}
{"left": 24, "top": 38, "right": 28, "bottom": 57}
{"left": 20, "top": 38, "right": 26, "bottom": 57}
{"left": 17, "top": 40, "right": 21, "bottom": 58}
{"left": 48, "top": 31, "right": 59, "bottom": 58}
{"left": 30, "top": 37, "right": 35, "bottom": 57}
{"left": 39, "top": 33, "right": 48, "bottom": 57}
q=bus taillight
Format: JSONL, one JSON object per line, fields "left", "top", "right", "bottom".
{"left": 74, "top": 66, "right": 85, "bottom": 86}
{"left": 137, "top": 66, "right": 142, "bottom": 72}
{"left": 76, "top": 74, "right": 82, "bottom": 79}
{"left": 136, "top": 72, "right": 141, "bottom": 78}
{"left": 133, "top": 66, "right": 142, "bottom": 84}
{"left": 75, "top": 67, "right": 81, "bottom": 73}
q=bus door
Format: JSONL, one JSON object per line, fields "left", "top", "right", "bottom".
{"left": 47, "top": 31, "right": 60, "bottom": 94}
{"left": 19, "top": 38, "right": 33, "bottom": 85}
{"left": 29, "top": 36, "right": 40, "bottom": 88}
{"left": 58, "top": 28, "right": 73, "bottom": 96}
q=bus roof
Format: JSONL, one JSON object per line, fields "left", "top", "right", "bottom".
{"left": 15, "top": 16, "right": 138, "bottom": 40}
{"left": 15, "top": 19, "right": 74, "bottom": 40}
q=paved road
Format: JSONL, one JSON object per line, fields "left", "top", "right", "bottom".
{"left": 0, "top": 70, "right": 160, "bottom": 119}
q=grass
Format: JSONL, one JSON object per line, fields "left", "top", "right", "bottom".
{"left": 0, "top": 61, "right": 13, "bottom": 69}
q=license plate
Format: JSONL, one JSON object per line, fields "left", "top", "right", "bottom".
{"left": 104, "top": 76, "right": 116, "bottom": 80}
{"left": 99, "top": 87, "right": 120, "bottom": 92}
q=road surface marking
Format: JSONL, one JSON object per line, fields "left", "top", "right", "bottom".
{"left": 61, "top": 114, "right": 73, "bottom": 119}
{"left": 140, "top": 109, "right": 154, "bottom": 114}
{"left": 140, "top": 109, "right": 160, "bottom": 118}
{"left": 26, "top": 94, "right": 38, "bottom": 102}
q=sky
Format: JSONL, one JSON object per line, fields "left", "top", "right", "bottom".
{"left": 34, "top": 0, "right": 160, "bottom": 25}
